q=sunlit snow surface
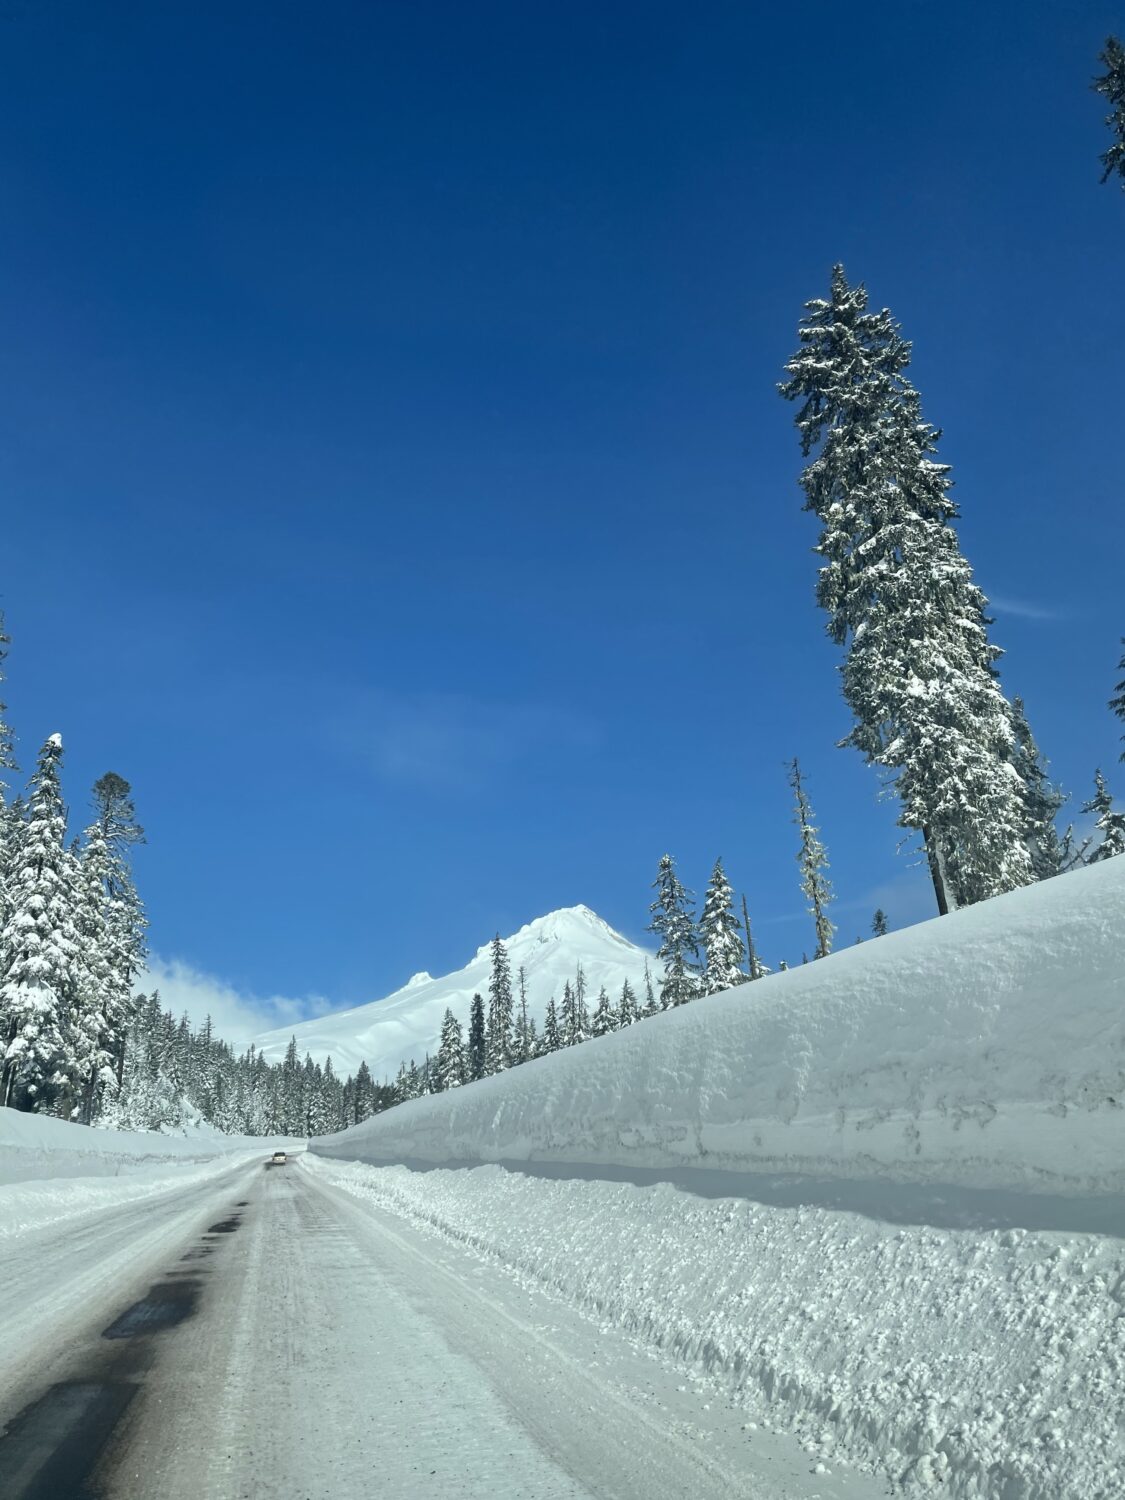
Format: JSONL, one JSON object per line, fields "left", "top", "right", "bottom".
{"left": 312, "top": 861, "right": 1125, "bottom": 1499}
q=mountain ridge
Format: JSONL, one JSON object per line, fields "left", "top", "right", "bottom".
{"left": 252, "top": 905, "right": 656, "bottom": 1081}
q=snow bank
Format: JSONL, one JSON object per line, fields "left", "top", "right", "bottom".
{"left": 313, "top": 859, "right": 1125, "bottom": 1195}
{"left": 309, "top": 1154, "right": 1125, "bottom": 1500}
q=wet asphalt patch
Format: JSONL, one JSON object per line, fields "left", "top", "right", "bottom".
{"left": 0, "top": 1191, "right": 254, "bottom": 1498}
{"left": 102, "top": 1278, "right": 203, "bottom": 1340}
{"left": 0, "top": 1380, "right": 137, "bottom": 1500}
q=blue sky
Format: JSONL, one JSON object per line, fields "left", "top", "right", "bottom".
{"left": 1, "top": 2, "right": 1122, "bottom": 1037}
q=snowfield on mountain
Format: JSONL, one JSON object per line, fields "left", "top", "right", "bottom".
{"left": 252, "top": 904, "right": 656, "bottom": 1080}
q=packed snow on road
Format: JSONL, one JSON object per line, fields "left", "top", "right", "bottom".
{"left": 1, "top": 859, "right": 1123, "bottom": 1499}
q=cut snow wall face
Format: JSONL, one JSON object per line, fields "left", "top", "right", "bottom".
{"left": 312, "top": 861, "right": 1125, "bottom": 1196}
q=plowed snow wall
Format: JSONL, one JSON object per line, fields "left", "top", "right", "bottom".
{"left": 313, "top": 861, "right": 1125, "bottom": 1193}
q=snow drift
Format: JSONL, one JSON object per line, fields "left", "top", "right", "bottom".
{"left": 312, "top": 859, "right": 1125, "bottom": 1194}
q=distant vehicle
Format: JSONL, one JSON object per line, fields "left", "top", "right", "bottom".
{"left": 270, "top": 1150, "right": 287, "bottom": 1165}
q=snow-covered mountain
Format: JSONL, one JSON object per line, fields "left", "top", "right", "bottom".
{"left": 252, "top": 905, "right": 656, "bottom": 1080}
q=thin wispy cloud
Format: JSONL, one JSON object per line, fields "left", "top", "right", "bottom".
{"left": 329, "top": 688, "right": 600, "bottom": 792}
{"left": 987, "top": 594, "right": 1064, "bottom": 623}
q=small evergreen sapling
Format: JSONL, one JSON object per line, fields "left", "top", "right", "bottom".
{"left": 872, "top": 908, "right": 889, "bottom": 937}
{"left": 1083, "top": 771, "right": 1125, "bottom": 862}
{"left": 591, "top": 987, "right": 615, "bottom": 1037}
{"left": 1111, "top": 641, "right": 1125, "bottom": 759}
{"left": 788, "top": 759, "right": 835, "bottom": 959}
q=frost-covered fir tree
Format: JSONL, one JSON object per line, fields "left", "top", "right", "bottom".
{"left": 641, "top": 960, "right": 660, "bottom": 1018}
{"left": 780, "top": 267, "right": 1033, "bottom": 914}
{"left": 0, "top": 735, "right": 78, "bottom": 1110}
{"left": 1083, "top": 770, "right": 1125, "bottom": 862}
{"left": 485, "top": 935, "right": 513, "bottom": 1075}
{"left": 467, "top": 992, "right": 486, "bottom": 1081}
{"left": 92, "top": 772, "right": 146, "bottom": 1080}
{"left": 71, "top": 817, "right": 125, "bottom": 1123}
{"left": 0, "top": 615, "right": 18, "bottom": 938}
{"left": 1111, "top": 641, "right": 1125, "bottom": 758}
{"left": 647, "top": 854, "right": 700, "bottom": 1006}
{"left": 437, "top": 1007, "right": 467, "bottom": 1090}
{"left": 540, "top": 994, "right": 561, "bottom": 1054}
{"left": 559, "top": 979, "right": 585, "bottom": 1046}
{"left": 353, "top": 1059, "right": 376, "bottom": 1122}
{"left": 788, "top": 759, "right": 835, "bottom": 960}
{"left": 616, "top": 978, "right": 638, "bottom": 1027}
{"left": 512, "top": 964, "right": 534, "bottom": 1064}
{"left": 591, "top": 986, "right": 615, "bottom": 1037}
{"left": 872, "top": 908, "right": 889, "bottom": 937}
{"left": 1094, "top": 37, "right": 1125, "bottom": 188}
{"left": 699, "top": 858, "right": 745, "bottom": 993}
{"left": 1010, "top": 697, "right": 1070, "bottom": 880}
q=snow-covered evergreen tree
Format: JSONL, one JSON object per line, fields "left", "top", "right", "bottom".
{"left": 647, "top": 854, "right": 700, "bottom": 1006}
{"left": 699, "top": 858, "right": 745, "bottom": 993}
{"left": 70, "top": 817, "right": 124, "bottom": 1123}
{"left": 872, "top": 908, "right": 889, "bottom": 937}
{"left": 1111, "top": 641, "right": 1125, "bottom": 759}
{"left": 788, "top": 759, "right": 835, "bottom": 960}
{"left": 512, "top": 964, "right": 534, "bottom": 1064}
{"left": 0, "top": 735, "right": 78, "bottom": 1111}
{"left": 540, "top": 994, "right": 561, "bottom": 1054}
{"left": 467, "top": 992, "right": 486, "bottom": 1081}
{"left": 91, "top": 772, "right": 146, "bottom": 1081}
{"left": 485, "top": 935, "right": 513, "bottom": 1074}
{"left": 780, "top": 267, "right": 1033, "bottom": 914}
{"left": 641, "top": 960, "right": 660, "bottom": 1018}
{"left": 1083, "top": 770, "right": 1125, "bottom": 862}
{"left": 353, "top": 1059, "right": 376, "bottom": 1122}
{"left": 616, "top": 978, "right": 638, "bottom": 1027}
{"left": 559, "top": 979, "right": 585, "bottom": 1046}
{"left": 1009, "top": 697, "right": 1071, "bottom": 880}
{"left": 1094, "top": 37, "right": 1125, "bottom": 188}
{"left": 591, "top": 986, "right": 615, "bottom": 1036}
{"left": 437, "top": 1007, "right": 467, "bottom": 1090}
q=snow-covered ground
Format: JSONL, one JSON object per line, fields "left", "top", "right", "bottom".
{"left": 310, "top": 860, "right": 1125, "bottom": 1499}
{"left": 252, "top": 903, "right": 655, "bottom": 1079}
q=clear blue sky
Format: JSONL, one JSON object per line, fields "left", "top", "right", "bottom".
{"left": 1, "top": 2, "right": 1121, "bottom": 1028}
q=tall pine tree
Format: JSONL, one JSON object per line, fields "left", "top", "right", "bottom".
{"left": 780, "top": 266, "right": 1033, "bottom": 914}
{"left": 1, "top": 735, "right": 78, "bottom": 1110}
{"left": 467, "top": 992, "right": 486, "bottom": 1081}
{"left": 647, "top": 854, "right": 700, "bottom": 1006}
{"left": 1010, "top": 697, "right": 1070, "bottom": 880}
{"left": 699, "top": 858, "right": 745, "bottom": 993}
{"left": 436, "top": 1008, "right": 466, "bottom": 1090}
{"left": 485, "top": 935, "right": 513, "bottom": 1075}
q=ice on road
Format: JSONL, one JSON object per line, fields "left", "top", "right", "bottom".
{"left": 0, "top": 1154, "right": 874, "bottom": 1499}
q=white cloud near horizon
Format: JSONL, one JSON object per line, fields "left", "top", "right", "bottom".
{"left": 140, "top": 955, "right": 336, "bottom": 1048}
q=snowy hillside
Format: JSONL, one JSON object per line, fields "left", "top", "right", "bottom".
{"left": 312, "top": 861, "right": 1125, "bottom": 1499}
{"left": 253, "top": 904, "right": 655, "bottom": 1079}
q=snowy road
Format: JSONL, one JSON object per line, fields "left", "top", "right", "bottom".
{"left": 0, "top": 1153, "right": 879, "bottom": 1500}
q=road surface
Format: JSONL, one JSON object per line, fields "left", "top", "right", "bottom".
{"left": 0, "top": 1153, "right": 879, "bottom": 1499}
